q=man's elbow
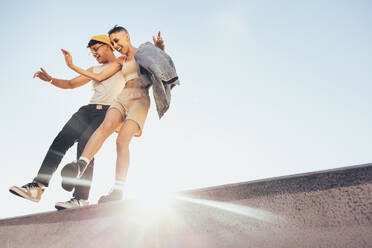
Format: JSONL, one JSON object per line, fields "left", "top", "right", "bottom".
{"left": 67, "top": 81, "right": 76, "bottom": 89}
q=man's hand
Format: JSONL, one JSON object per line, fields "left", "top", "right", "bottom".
{"left": 153, "top": 31, "right": 165, "bottom": 51}
{"left": 61, "top": 49, "right": 73, "bottom": 68}
{"left": 33, "top": 68, "right": 53, "bottom": 82}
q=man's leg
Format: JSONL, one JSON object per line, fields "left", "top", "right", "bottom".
{"left": 34, "top": 106, "right": 90, "bottom": 186}
{"left": 73, "top": 107, "right": 108, "bottom": 200}
{"left": 10, "top": 106, "right": 90, "bottom": 202}
{"left": 55, "top": 107, "right": 108, "bottom": 210}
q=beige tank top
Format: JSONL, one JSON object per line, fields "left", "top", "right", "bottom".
{"left": 89, "top": 63, "right": 125, "bottom": 105}
{"left": 121, "top": 59, "right": 139, "bottom": 84}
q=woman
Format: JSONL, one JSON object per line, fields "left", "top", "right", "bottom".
{"left": 61, "top": 26, "right": 164, "bottom": 203}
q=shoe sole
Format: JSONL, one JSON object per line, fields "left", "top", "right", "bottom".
{"left": 61, "top": 164, "right": 79, "bottom": 192}
{"left": 55, "top": 205, "right": 67, "bottom": 211}
{"left": 55, "top": 203, "right": 88, "bottom": 211}
{"left": 9, "top": 187, "right": 40, "bottom": 203}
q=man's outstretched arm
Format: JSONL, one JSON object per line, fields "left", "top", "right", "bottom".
{"left": 33, "top": 67, "right": 93, "bottom": 89}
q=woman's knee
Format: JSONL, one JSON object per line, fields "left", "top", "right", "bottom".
{"left": 116, "top": 120, "right": 139, "bottom": 148}
{"left": 116, "top": 134, "right": 131, "bottom": 150}
{"left": 99, "top": 108, "right": 123, "bottom": 134}
{"left": 100, "top": 120, "right": 118, "bottom": 134}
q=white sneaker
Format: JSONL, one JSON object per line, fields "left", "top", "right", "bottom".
{"left": 55, "top": 198, "right": 89, "bottom": 210}
{"left": 9, "top": 182, "right": 45, "bottom": 202}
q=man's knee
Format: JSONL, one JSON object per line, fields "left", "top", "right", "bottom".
{"left": 50, "top": 131, "right": 76, "bottom": 151}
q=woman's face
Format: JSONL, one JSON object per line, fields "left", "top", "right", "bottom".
{"left": 109, "top": 31, "right": 130, "bottom": 55}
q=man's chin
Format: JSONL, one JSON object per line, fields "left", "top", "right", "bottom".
{"left": 96, "top": 58, "right": 104, "bottom": 64}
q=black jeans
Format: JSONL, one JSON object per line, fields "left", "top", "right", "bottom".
{"left": 34, "top": 104, "right": 109, "bottom": 200}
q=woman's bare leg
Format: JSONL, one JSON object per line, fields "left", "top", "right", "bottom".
{"left": 115, "top": 119, "right": 140, "bottom": 181}
{"left": 81, "top": 108, "right": 123, "bottom": 160}
{"left": 97, "top": 119, "right": 139, "bottom": 202}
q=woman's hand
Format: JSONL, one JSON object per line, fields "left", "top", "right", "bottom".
{"left": 61, "top": 49, "right": 73, "bottom": 68}
{"left": 153, "top": 31, "right": 165, "bottom": 51}
{"left": 115, "top": 55, "right": 127, "bottom": 66}
{"left": 33, "top": 67, "right": 53, "bottom": 82}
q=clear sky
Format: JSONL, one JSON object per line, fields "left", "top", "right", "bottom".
{"left": 0, "top": 0, "right": 371, "bottom": 219}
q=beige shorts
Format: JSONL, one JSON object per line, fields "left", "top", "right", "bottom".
{"left": 110, "top": 88, "right": 150, "bottom": 137}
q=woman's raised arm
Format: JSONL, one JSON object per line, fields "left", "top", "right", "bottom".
{"left": 61, "top": 49, "right": 124, "bottom": 82}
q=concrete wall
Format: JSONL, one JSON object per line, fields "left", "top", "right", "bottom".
{"left": 1, "top": 164, "right": 372, "bottom": 248}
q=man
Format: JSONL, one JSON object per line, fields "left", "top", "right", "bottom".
{"left": 10, "top": 33, "right": 164, "bottom": 210}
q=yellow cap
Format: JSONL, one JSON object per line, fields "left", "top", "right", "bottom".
{"left": 89, "top": 35, "right": 114, "bottom": 50}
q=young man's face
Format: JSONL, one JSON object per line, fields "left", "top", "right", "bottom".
{"left": 109, "top": 31, "right": 130, "bottom": 55}
{"left": 89, "top": 43, "right": 112, "bottom": 64}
